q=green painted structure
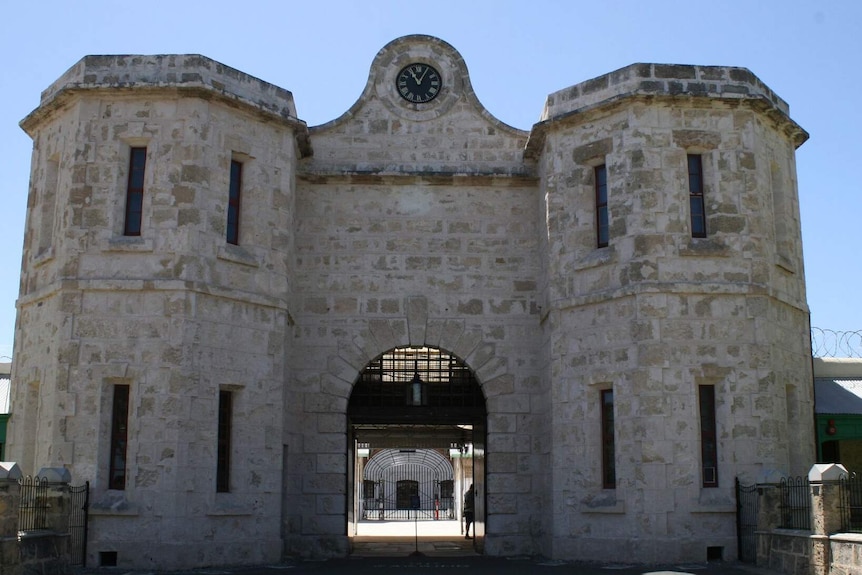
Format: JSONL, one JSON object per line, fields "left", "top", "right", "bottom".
{"left": 813, "top": 358, "right": 862, "bottom": 471}
{"left": 0, "top": 413, "right": 8, "bottom": 460}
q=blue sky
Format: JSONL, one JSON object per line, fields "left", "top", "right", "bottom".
{"left": 1, "top": 0, "right": 860, "bottom": 359}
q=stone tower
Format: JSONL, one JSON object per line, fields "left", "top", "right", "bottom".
{"left": 10, "top": 36, "right": 812, "bottom": 568}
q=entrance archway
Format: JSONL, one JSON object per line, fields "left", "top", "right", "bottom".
{"left": 347, "top": 346, "right": 487, "bottom": 554}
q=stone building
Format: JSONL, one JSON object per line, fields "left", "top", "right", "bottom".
{"left": 8, "top": 35, "right": 814, "bottom": 568}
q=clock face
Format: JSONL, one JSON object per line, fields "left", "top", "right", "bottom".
{"left": 396, "top": 63, "right": 442, "bottom": 103}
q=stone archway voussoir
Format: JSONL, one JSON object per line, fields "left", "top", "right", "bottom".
{"left": 367, "top": 318, "right": 407, "bottom": 353}
{"left": 406, "top": 295, "right": 429, "bottom": 346}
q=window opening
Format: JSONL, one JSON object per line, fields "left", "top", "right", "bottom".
{"left": 595, "top": 165, "right": 609, "bottom": 248}
{"left": 109, "top": 385, "right": 130, "bottom": 490}
{"left": 38, "top": 156, "right": 59, "bottom": 255}
{"left": 227, "top": 160, "right": 242, "bottom": 245}
{"left": 124, "top": 147, "right": 147, "bottom": 236}
{"left": 699, "top": 384, "right": 718, "bottom": 487}
{"left": 601, "top": 389, "right": 615, "bottom": 488}
{"left": 217, "top": 390, "right": 233, "bottom": 492}
{"left": 688, "top": 154, "right": 707, "bottom": 238}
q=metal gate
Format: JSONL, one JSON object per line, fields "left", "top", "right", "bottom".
{"left": 69, "top": 482, "right": 89, "bottom": 566}
{"left": 735, "top": 478, "right": 758, "bottom": 562}
{"left": 362, "top": 449, "right": 454, "bottom": 521}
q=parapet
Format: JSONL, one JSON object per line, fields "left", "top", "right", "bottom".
{"left": 527, "top": 63, "right": 808, "bottom": 157}
{"left": 21, "top": 54, "right": 303, "bottom": 134}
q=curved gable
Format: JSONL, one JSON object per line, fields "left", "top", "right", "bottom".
{"left": 303, "top": 35, "right": 531, "bottom": 176}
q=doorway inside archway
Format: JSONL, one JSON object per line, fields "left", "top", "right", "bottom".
{"left": 347, "top": 346, "right": 487, "bottom": 555}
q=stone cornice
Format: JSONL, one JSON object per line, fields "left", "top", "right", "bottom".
{"left": 19, "top": 54, "right": 312, "bottom": 157}
{"left": 16, "top": 277, "right": 290, "bottom": 312}
{"left": 525, "top": 63, "right": 809, "bottom": 158}
{"left": 297, "top": 170, "right": 539, "bottom": 187}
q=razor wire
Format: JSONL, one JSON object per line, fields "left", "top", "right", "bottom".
{"left": 811, "top": 328, "right": 862, "bottom": 358}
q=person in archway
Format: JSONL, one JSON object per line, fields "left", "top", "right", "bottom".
{"left": 464, "top": 484, "right": 475, "bottom": 539}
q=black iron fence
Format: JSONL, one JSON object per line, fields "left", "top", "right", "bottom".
{"left": 69, "top": 482, "right": 90, "bottom": 566}
{"left": 840, "top": 474, "right": 862, "bottom": 533}
{"left": 363, "top": 495, "right": 455, "bottom": 521}
{"left": 735, "top": 478, "right": 758, "bottom": 562}
{"left": 779, "top": 476, "right": 811, "bottom": 530}
{"left": 17, "top": 475, "right": 48, "bottom": 531}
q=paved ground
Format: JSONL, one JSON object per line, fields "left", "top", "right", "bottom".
{"left": 76, "top": 557, "right": 783, "bottom": 575}
{"left": 74, "top": 522, "right": 785, "bottom": 575}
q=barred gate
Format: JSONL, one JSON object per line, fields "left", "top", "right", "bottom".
{"left": 735, "top": 478, "right": 758, "bottom": 562}
{"left": 362, "top": 449, "right": 455, "bottom": 521}
{"left": 69, "top": 482, "right": 89, "bottom": 566}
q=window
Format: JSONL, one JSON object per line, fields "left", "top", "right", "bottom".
{"left": 109, "top": 385, "right": 130, "bottom": 490}
{"left": 601, "top": 389, "right": 615, "bottom": 488}
{"left": 595, "top": 165, "right": 609, "bottom": 248}
{"left": 216, "top": 390, "right": 233, "bottom": 492}
{"left": 699, "top": 384, "right": 718, "bottom": 487}
{"left": 124, "top": 147, "right": 147, "bottom": 236}
{"left": 226, "top": 160, "right": 242, "bottom": 245}
{"left": 688, "top": 154, "right": 707, "bottom": 238}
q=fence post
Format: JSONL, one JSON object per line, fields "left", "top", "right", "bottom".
{"left": 0, "top": 462, "right": 22, "bottom": 538}
{"left": 756, "top": 483, "right": 782, "bottom": 566}
{"left": 809, "top": 463, "right": 848, "bottom": 575}
{"left": 0, "top": 462, "right": 23, "bottom": 572}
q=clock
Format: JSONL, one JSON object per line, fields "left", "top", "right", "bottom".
{"left": 396, "top": 63, "right": 442, "bottom": 103}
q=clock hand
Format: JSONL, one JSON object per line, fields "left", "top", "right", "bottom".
{"left": 416, "top": 66, "right": 429, "bottom": 84}
{"left": 408, "top": 68, "right": 421, "bottom": 83}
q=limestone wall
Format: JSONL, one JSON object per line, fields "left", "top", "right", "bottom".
{"left": 286, "top": 175, "right": 547, "bottom": 555}
{"left": 536, "top": 71, "right": 813, "bottom": 562}
{"left": 12, "top": 57, "right": 302, "bottom": 568}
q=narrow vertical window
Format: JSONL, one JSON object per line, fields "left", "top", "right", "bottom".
{"left": 216, "top": 390, "right": 233, "bottom": 492}
{"left": 109, "top": 384, "right": 130, "bottom": 490}
{"left": 226, "top": 160, "right": 242, "bottom": 245}
{"left": 124, "top": 147, "right": 147, "bottom": 236}
{"left": 601, "top": 389, "right": 616, "bottom": 488}
{"left": 688, "top": 154, "right": 707, "bottom": 238}
{"left": 39, "top": 156, "right": 59, "bottom": 255}
{"left": 699, "top": 384, "right": 718, "bottom": 487}
{"left": 595, "top": 165, "right": 609, "bottom": 248}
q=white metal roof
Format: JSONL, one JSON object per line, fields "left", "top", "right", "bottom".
{"left": 0, "top": 377, "right": 9, "bottom": 413}
{"left": 814, "top": 378, "right": 862, "bottom": 415}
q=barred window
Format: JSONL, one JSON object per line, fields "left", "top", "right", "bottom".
{"left": 595, "top": 165, "right": 609, "bottom": 248}
{"left": 124, "top": 147, "right": 147, "bottom": 236}
{"left": 688, "top": 154, "right": 707, "bottom": 238}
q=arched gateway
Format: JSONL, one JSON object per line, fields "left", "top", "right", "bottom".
{"left": 347, "top": 346, "right": 487, "bottom": 551}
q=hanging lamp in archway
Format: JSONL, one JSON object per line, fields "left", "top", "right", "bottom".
{"left": 348, "top": 346, "right": 486, "bottom": 425}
